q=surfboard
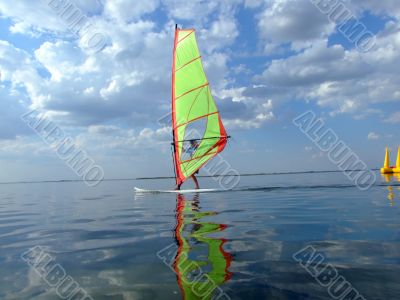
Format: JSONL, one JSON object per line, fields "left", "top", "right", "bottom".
{"left": 134, "top": 187, "right": 224, "bottom": 194}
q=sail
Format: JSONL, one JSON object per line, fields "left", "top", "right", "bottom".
{"left": 172, "top": 28, "right": 228, "bottom": 185}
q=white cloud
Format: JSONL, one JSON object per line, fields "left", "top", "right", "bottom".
{"left": 0, "top": 84, "right": 31, "bottom": 139}
{"left": 0, "top": 123, "right": 171, "bottom": 159}
{"left": 350, "top": 0, "right": 400, "bottom": 18}
{"left": 9, "top": 21, "right": 40, "bottom": 37}
{"left": 88, "top": 125, "right": 122, "bottom": 135}
{"left": 0, "top": 40, "right": 41, "bottom": 85}
{"left": 0, "top": 0, "right": 105, "bottom": 36}
{"left": 16, "top": 19, "right": 171, "bottom": 126}
{"left": 258, "top": 41, "right": 367, "bottom": 87}
{"left": 305, "top": 146, "right": 313, "bottom": 152}
{"left": 385, "top": 111, "right": 400, "bottom": 124}
{"left": 223, "top": 97, "right": 275, "bottom": 129}
{"left": 76, "top": 125, "right": 172, "bottom": 155}
{"left": 244, "top": 0, "right": 263, "bottom": 9}
{"left": 0, "top": 1, "right": 65, "bottom": 33}
{"left": 198, "top": 15, "right": 239, "bottom": 53}
{"left": 104, "top": 0, "right": 160, "bottom": 22}
{"left": 255, "top": 21, "right": 400, "bottom": 118}
{"left": 0, "top": 137, "right": 47, "bottom": 157}
{"left": 367, "top": 132, "right": 379, "bottom": 140}
{"left": 0, "top": 0, "right": 250, "bottom": 132}
{"left": 35, "top": 41, "right": 85, "bottom": 82}
{"left": 257, "top": 0, "right": 335, "bottom": 51}
{"left": 312, "top": 151, "right": 325, "bottom": 160}
{"left": 162, "top": 0, "right": 219, "bottom": 21}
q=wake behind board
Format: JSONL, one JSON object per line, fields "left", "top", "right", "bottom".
{"left": 134, "top": 187, "right": 224, "bottom": 194}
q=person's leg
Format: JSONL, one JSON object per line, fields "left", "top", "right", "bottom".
{"left": 191, "top": 175, "right": 200, "bottom": 189}
{"left": 175, "top": 183, "right": 181, "bottom": 190}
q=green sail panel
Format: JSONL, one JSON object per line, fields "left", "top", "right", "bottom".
{"left": 172, "top": 29, "right": 228, "bottom": 185}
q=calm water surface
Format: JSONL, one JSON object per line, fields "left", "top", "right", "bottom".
{"left": 0, "top": 172, "right": 399, "bottom": 299}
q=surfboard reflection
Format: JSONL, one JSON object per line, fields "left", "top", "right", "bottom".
{"left": 173, "top": 193, "right": 232, "bottom": 300}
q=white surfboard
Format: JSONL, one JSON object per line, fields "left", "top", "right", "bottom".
{"left": 134, "top": 187, "right": 225, "bottom": 194}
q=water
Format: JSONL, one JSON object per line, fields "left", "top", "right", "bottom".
{"left": 0, "top": 171, "right": 399, "bottom": 300}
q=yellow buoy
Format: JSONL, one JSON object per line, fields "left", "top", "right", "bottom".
{"left": 380, "top": 147, "right": 394, "bottom": 174}
{"left": 393, "top": 146, "right": 400, "bottom": 173}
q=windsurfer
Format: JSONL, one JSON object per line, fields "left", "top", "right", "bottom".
{"left": 176, "top": 140, "right": 200, "bottom": 190}
{"left": 176, "top": 174, "right": 200, "bottom": 190}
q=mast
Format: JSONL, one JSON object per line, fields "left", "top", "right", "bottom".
{"left": 172, "top": 24, "right": 179, "bottom": 185}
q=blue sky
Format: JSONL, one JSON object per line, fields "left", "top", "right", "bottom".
{"left": 0, "top": 0, "right": 399, "bottom": 182}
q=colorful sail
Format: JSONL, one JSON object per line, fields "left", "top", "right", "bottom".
{"left": 172, "top": 28, "right": 229, "bottom": 185}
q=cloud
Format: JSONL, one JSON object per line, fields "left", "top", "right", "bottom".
{"left": 0, "top": 40, "right": 42, "bottom": 86}
{"left": 198, "top": 15, "right": 239, "bottom": 53}
{"left": 22, "top": 20, "right": 171, "bottom": 126}
{"left": 304, "top": 146, "right": 313, "bottom": 152}
{"left": 254, "top": 19, "right": 400, "bottom": 118}
{"left": 312, "top": 151, "right": 325, "bottom": 160}
{"left": 104, "top": 0, "right": 160, "bottom": 22}
{"left": 350, "top": 0, "right": 400, "bottom": 18}
{"left": 104, "top": 0, "right": 159, "bottom": 22}
{"left": 0, "top": 0, "right": 251, "bottom": 133}
{"left": 0, "top": 1, "right": 65, "bottom": 33}
{"left": 77, "top": 125, "right": 171, "bottom": 155}
{"left": 34, "top": 40, "right": 86, "bottom": 82}
{"left": 257, "top": 41, "right": 369, "bottom": 87}
{"left": 0, "top": 41, "right": 44, "bottom": 139}
{"left": 0, "top": 123, "right": 171, "bottom": 159}
{"left": 0, "top": 85, "right": 31, "bottom": 139}
{"left": 367, "top": 132, "right": 379, "bottom": 140}
{"left": 221, "top": 97, "right": 275, "bottom": 129}
{"left": 0, "top": 133, "right": 57, "bottom": 159}
{"left": 385, "top": 111, "right": 400, "bottom": 124}
{"left": 161, "top": 0, "right": 221, "bottom": 22}
{"left": 0, "top": 0, "right": 274, "bottom": 140}
{"left": 257, "top": 0, "right": 335, "bottom": 51}
{"left": 244, "top": 0, "right": 263, "bottom": 9}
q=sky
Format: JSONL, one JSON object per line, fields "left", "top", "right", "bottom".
{"left": 0, "top": 0, "right": 399, "bottom": 182}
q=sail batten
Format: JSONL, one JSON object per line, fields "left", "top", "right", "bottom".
{"left": 175, "top": 56, "right": 202, "bottom": 72}
{"left": 175, "top": 111, "right": 219, "bottom": 129}
{"left": 175, "top": 82, "right": 209, "bottom": 100}
{"left": 172, "top": 28, "right": 228, "bottom": 185}
{"left": 177, "top": 30, "right": 194, "bottom": 44}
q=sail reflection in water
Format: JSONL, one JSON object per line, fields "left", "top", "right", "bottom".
{"left": 382, "top": 173, "right": 400, "bottom": 205}
{"left": 173, "top": 193, "right": 232, "bottom": 300}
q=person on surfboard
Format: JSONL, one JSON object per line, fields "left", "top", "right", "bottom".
{"left": 176, "top": 140, "right": 200, "bottom": 190}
